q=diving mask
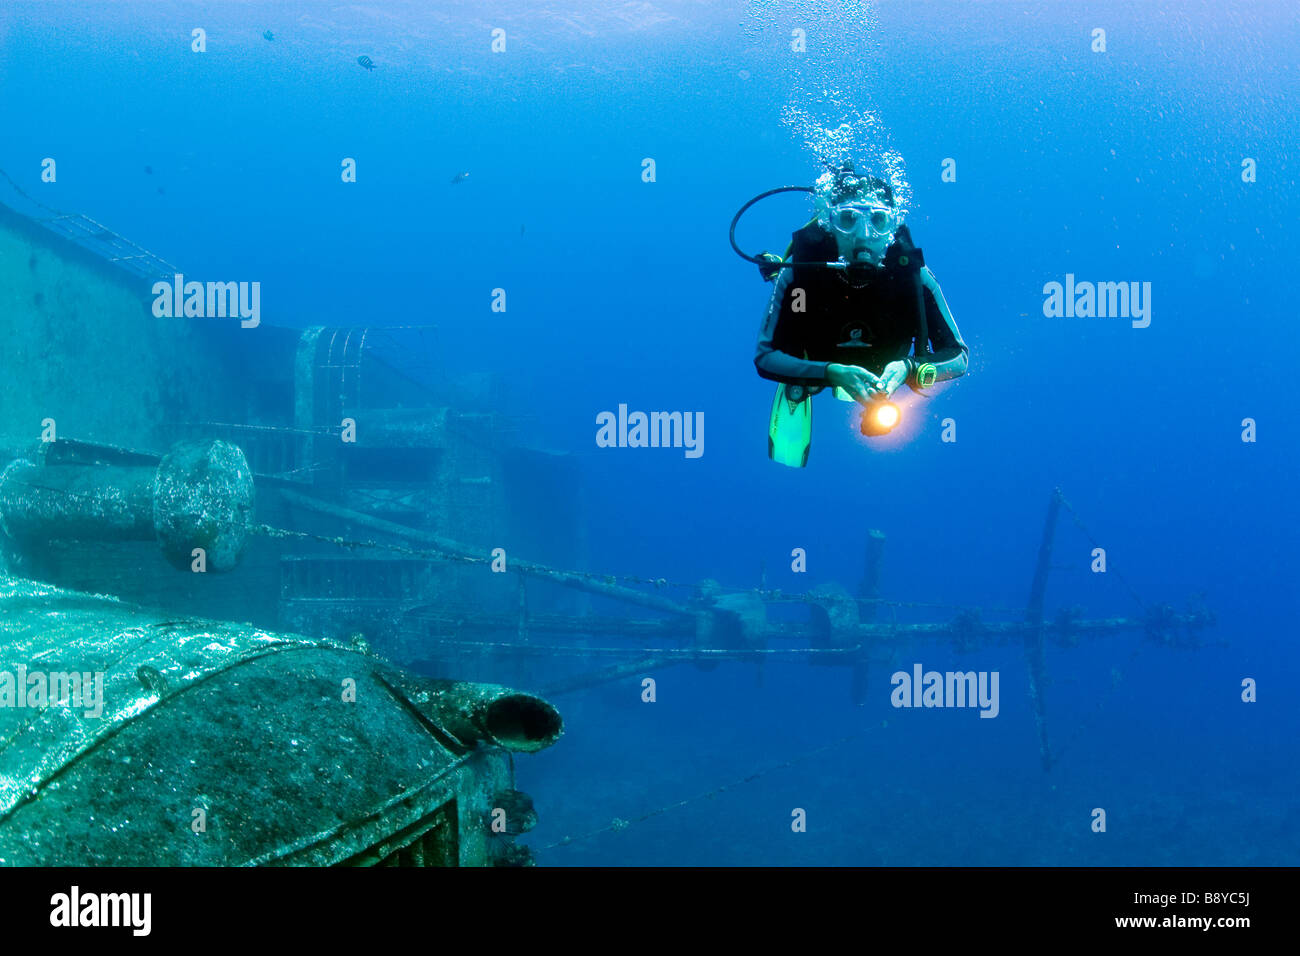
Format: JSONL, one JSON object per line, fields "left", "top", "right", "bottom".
{"left": 830, "top": 202, "right": 897, "bottom": 240}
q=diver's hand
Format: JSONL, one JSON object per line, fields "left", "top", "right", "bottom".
{"left": 826, "top": 363, "right": 882, "bottom": 405}
{"left": 878, "top": 360, "right": 910, "bottom": 397}
{"left": 756, "top": 252, "right": 785, "bottom": 282}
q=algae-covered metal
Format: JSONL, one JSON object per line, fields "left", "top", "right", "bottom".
{"left": 0, "top": 439, "right": 254, "bottom": 572}
{"left": 0, "top": 574, "right": 561, "bottom": 866}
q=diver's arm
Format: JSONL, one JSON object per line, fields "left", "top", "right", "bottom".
{"left": 908, "top": 266, "right": 969, "bottom": 390}
{"left": 753, "top": 268, "right": 831, "bottom": 385}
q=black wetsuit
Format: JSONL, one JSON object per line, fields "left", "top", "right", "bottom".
{"left": 754, "top": 222, "right": 969, "bottom": 390}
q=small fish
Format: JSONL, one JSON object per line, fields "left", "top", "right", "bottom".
{"left": 450, "top": 171, "right": 469, "bottom": 185}
{"left": 357, "top": 55, "right": 376, "bottom": 71}
{"left": 263, "top": 30, "right": 274, "bottom": 41}
{"left": 137, "top": 665, "right": 168, "bottom": 697}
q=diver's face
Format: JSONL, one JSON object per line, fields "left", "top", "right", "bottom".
{"left": 830, "top": 202, "right": 896, "bottom": 268}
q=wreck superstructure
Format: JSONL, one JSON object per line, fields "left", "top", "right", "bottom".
{"left": 0, "top": 182, "right": 585, "bottom": 634}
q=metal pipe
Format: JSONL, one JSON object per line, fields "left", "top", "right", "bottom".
{"left": 852, "top": 529, "right": 887, "bottom": 705}
{"left": 1023, "top": 488, "right": 1064, "bottom": 771}
{"left": 541, "top": 657, "right": 676, "bottom": 697}
{"left": 0, "top": 439, "right": 254, "bottom": 571}
{"left": 278, "top": 488, "right": 694, "bottom": 617}
{"left": 406, "top": 611, "right": 1205, "bottom": 651}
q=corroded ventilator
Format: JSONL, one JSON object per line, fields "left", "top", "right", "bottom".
{"left": 375, "top": 669, "right": 564, "bottom": 755}
{"left": 0, "top": 573, "right": 562, "bottom": 866}
{"left": 0, "top": 439, "right": 254, "bottom": 571}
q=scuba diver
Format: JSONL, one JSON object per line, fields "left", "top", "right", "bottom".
{"left": 731, "top": 162, "right": 969, "bottom": 466}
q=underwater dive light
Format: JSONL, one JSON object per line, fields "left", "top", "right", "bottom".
{"left": 861, "top": 399, "right": 900, "bottom": 437}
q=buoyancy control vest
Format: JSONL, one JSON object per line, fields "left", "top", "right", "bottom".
{"left": 780, "top": 222, "right": 930, "bottom": 372}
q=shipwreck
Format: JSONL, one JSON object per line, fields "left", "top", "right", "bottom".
{"left": 0, "top": 171, "right": 1213, "bottom": 864}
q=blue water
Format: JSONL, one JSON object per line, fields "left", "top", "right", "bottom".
{"left": 2, "top": 0, "right": 1296, "bottom": 865}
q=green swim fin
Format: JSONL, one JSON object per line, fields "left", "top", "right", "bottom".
{"left": 768, "top": 383, "right": 813, "bottom": 467}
